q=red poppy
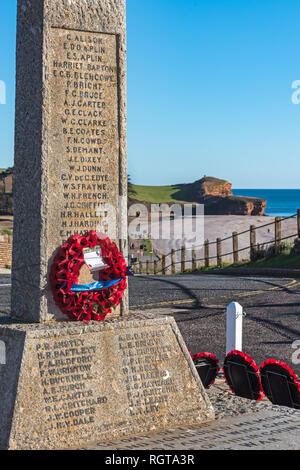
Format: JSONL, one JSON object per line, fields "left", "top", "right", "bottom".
{"left": 50, "top": 231, "right": 127, "bottom": 321}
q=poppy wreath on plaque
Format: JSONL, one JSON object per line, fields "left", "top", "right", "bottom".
{"left": 191, "top": 352, "right": 220, "bottom": 389}
{"left": 223, "top": 350, "right": 264, "bottom": 401}
{"left": 50, "top": 231, "right": 128, "bottom": 322}
{"left": 260, "top": 359, "right": 300, "bottom": 409}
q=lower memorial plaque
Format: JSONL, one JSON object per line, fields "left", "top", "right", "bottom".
{"left": 0, "top": 316, "right": 214, "bottom": 450}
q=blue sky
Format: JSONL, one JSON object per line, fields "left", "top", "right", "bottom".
{"left": 1, "top": 0, "right": 300, "bottom": 188}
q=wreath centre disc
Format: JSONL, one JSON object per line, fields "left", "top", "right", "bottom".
{"left": 50, "top": 231, "right": 128, "bottom": 323}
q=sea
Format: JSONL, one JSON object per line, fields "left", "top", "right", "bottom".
{"left": 232, "top": 189, "right": 300, "bottom": 217}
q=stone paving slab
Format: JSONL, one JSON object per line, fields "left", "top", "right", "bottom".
{"left": 86, "top": 407, "right": 300, "bottom": 450}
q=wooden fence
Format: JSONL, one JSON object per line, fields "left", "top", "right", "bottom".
{"left": 132, "top": 210, "right": 300, "bottom": 275}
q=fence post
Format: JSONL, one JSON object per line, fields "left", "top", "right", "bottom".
{"left": 162, "top": 255, "right": 166, "bottom": 275}
{"left": 226, "top": 302, "right": 244, "bottom": 355}
{"left": 181, "top": 246, "right": 186, "bottom": 273}
{"left": 192, "top": 248, "right": 197, "bottom": 271}
{"left": 217, "top": 238, "right": 222, "bottom": 267}
{"left": 205, "top": 240, "right": 209, "bottom": 268}
{"left": 275, "top": 217, "right": 282, "bottom": 254}
{"left": 297, "top": 209, "right": 300, "bottom": 238}
{"left": 171, "top": 249, "right": 176, "bottom": 275}
{"left": 250, "top": 225, "right": 256, "bottom": 260}
{"left": 154, "top": 260, "right": 158, "bottom": 275}
{"left": 139, "top": 261, "right": 143, "bottom": 275}
{"left": 232, "top": 232, "right": 239, "bottom": 264}
{"left": 146, "top": 260, "right": 150, "bottom": 275}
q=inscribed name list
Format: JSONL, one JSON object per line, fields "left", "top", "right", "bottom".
{"left": 48, "top": 28, "right": 120, "bottom": 244}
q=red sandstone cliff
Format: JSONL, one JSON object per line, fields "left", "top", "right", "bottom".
{"left": 190, "top": 177, "right": 232, "bottom": 198}
{"left": 129, "top": 177, "right": 267, "bottom": 216}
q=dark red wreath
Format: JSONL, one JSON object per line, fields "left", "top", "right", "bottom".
{"left": 191, "top": 352, "right": 220, "bottom": 389}
{"left": 260, "top": 359, "right": 300, "bottom": 409}
{"left": 223, "top": 350, "right": 264, "bottom": 401}
{"left": 50, "top": 231, "right": 127, "bottom": 322}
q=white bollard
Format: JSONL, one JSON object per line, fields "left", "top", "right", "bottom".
{"left": 0, "top": 341, "right": 6, "bottom": 365}
{"left": 226, "top": 302, "right": 244, "bottom": 355}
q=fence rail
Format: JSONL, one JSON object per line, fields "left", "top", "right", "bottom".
{"left": 131, "top": 210, "right": 300, "bottom": 275}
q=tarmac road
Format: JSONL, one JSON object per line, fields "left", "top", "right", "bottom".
{"left": 0, "top": 272, "right": 299, "bottom": 373}
{"left": 129, "top": 274, "right": 299, "bottom": 309}
{"left": 128, "top": 274, "right": 300, "bottom": 374}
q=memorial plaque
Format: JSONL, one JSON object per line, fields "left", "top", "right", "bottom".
{"left": 48, "top": 28, "right": 119, "bottom": 245}
{"left": 47, "top": 28, "right": 120, "bottom": 290}
{"left": 0, "top": 317, "right": 214, "bottom": 450}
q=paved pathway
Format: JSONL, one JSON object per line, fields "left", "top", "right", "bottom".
{"left": 85, "top": 407, "right": 300, "bottom": 450}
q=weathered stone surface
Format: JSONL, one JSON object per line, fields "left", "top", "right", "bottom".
{"left": 12, "top": 0, "right": 128, "bottom": 322}
{"left": 203, "top": 194, "right": 267, "bottom": 216}
{"left": 87, "top": 407, "right": 300, "bottom": 450}
{"left": 190, "top": 177, "right": 233, "bottom": 198}
{"left": 0, "top": 315, "right": 214, "bottom": 450}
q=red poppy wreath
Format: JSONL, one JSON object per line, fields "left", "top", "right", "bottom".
{"left": 50, "top": 231, "right": 127, "bottom": 322}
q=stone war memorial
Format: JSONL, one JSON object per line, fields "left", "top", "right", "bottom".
{"left": 0, "top": 0, "right": 215, "bottom": 450}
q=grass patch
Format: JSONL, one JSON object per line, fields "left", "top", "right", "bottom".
{"left": 132, "top": 184, "right": 189, "bottom": 203}
{"left": 0, "top": 228, "right": 12, "bottom": 236}
{"left": 235, "top": 252, "right": 300, "bottom": 269}
{"left": 140, "top": 238, "right": 154, "bottom": 256}
{"left": 191, "top": 243, "right": 300, "bottom": 272}
{"left": 131, "top": 177, "right": 229, "bottom": 204}
{"left": 187, "top": 262, "right": 232, "bottom": 272}
{"left": 192, "top": 252, "right": 300, "bottom": 271}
